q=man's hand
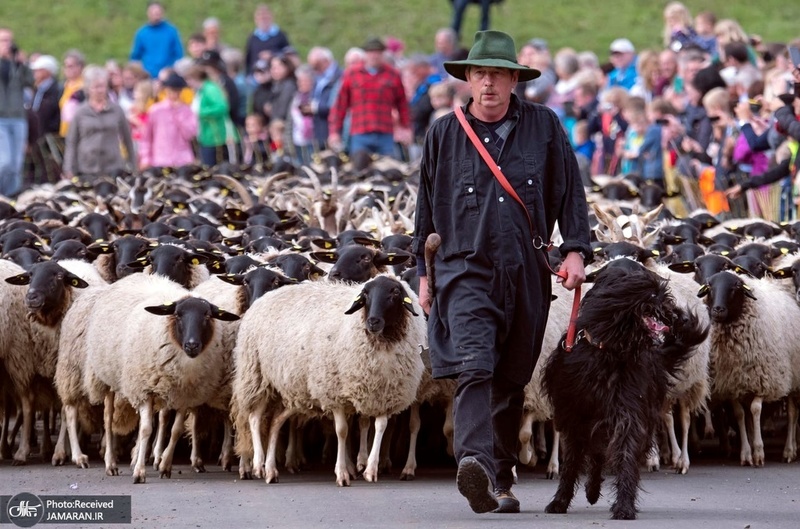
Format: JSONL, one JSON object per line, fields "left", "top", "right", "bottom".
{"left": 556, "top": 252, "right": 586, "bottom": 291}
{"left": 328, "top": 132, "right": 343, "bottom": 151}
{"left": 418, "top": 276, "right": 431, "bottom": 315}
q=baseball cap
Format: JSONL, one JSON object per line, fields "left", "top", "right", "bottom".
{"left": 609, "top": 38, "right": 635, "bottom": 54}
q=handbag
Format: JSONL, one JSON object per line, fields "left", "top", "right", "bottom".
{"left": 453, "top": 104, "right": 581, "bottom": 350}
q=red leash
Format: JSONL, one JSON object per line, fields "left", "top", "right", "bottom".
{"left": 453, "top": 105, "right": 582, "bottom": 351}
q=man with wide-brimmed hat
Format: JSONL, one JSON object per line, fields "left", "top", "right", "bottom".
{"left": 327, "top": 36, "right": 411, "bottom": 159}
{"left": 413, "top": 30, "right": 590, "bottom": 514}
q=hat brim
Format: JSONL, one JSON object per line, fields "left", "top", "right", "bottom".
{"left": 444, "top": 58, "right": 541, "bottom": 82}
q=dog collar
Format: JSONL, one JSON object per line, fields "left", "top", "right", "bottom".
{"left": 576, "top": 328, "right": 604, "bottom": 349}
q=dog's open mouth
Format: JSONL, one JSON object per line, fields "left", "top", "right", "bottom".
{"left": 644, "top": 316, "right": 669, "bottom": 341}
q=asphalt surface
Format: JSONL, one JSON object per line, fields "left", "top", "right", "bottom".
{"left": 1, "top": 455, "right": 798, "bottom": 529}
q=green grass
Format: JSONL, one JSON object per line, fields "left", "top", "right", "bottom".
{"left": 3, "top": 1, "right": 800, "bottom": 66}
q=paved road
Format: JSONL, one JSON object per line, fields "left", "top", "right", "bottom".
{"left": 1, "top": 456, "right": 798, "bottom": 529}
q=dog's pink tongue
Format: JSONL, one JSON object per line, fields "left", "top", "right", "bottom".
{"left": 645, "top": 317, "right": 669, "bottom": 333}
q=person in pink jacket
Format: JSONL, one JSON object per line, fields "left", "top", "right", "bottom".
{"left": 138, "top": 72, "right": 198, "bottom": 169}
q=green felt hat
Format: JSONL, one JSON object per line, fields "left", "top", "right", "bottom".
{"left": 444, "top": 30, "right": 541, "bottom": 82}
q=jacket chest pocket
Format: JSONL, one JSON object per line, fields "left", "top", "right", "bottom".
{"left": 523, "top": 151, "right": 543, "bottom": 209}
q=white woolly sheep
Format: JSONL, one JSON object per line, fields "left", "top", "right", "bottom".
{"left": 82, "top": 273, "right": 238, "bottom": 483}
{"left": 231, "top": 274, "right": 425, "bottom": 486}
{"left": 698, "top": 271, "right": 800, "bottom": 465}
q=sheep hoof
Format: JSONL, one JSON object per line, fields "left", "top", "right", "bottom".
{"left": 76, "top": 455, "right": 89, "bottom": 469}
{"left": 363, "top": 468, "right": 378, "bottom": 483}
{"left": 336, "top": 476, "right": 351, "bottom": 487}
{"left": 106, "top": 466, "right": 119, "bottom": 477}
{"left": 133, "top": 471, "right": 146, "bottom": 484}
{"left": 399, "top": 470, "right": 415, "bottom": 481}
{"left": 783, "top": 448, "right": 797, "bottom": 463}
{"left": 356, "top": 462, "right": 366, "bottom": 474}
{"left": 52, "top": 451, "right": 67, "bottom": 466}
{"left": 240, "top": 471, "right": 253, "bottom": 480}
{"left": 286, "top": 465, "right": 299, "bottom": 475}
{"left": 11, "top": 458, "right": 27, "bottom": 466}
{"left": 193, "top": 463, "right": 206, "bottom": 473}
{"left": 265, "top": 469, "right": 279, "bottom": 484}
{"left": 253, "top": 467, "right": 264, "bottom": 480}
{"left": 160, "top": 469, "right": 172, "bottom": 479}
{"left": 220, "top": 456, "right": 232, "bottom": 472}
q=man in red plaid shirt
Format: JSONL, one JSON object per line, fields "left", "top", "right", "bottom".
{"left": 328, "top": 36, "right": 411, "bottom": 159}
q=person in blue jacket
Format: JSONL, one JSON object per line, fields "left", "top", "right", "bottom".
{"left": 130, "top": 2, "right": 184, "bottom": 79}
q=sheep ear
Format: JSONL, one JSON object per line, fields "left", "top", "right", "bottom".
{"left": 87, "top": 241, "right": 113, "bottom": 254}
{"left": 126, "top": 256, "right": 149, "bottom": 270}
{"left": 344, "top": 292, "right": 366, "bottom": 314}
{"left": 4, "top": 272, "right": 31, "bottom": 286}
{"left": 208, "top": 260, "right": 225, "bottom": 273}
{"left": 217, "top": 273, "right": 245, "bottom": 286}
{"left": 731, "top": 265, "right": 754, "bottom": 278}
{"left": 668, "top": 261, "right": 696, "bottom": 273}
{"left": 65, "top": 273, "right": 89, "bottom": 289}
{"left": 375, "top": 251, "right": 411, "bottom": 266}
{"left": 309, "top": 251, "right": 338, "bottom": 264}
{"left": 352, "top": 236, "right": 382, "bottom": 248}
{"left": 210, "top": 304, "right": 240, "bottom": 322}
{"left": 312, "top": 237, "right": 336, "bottom": 250}
{"left": 186, "top": 253, "right": 209, "bottom": 266}
{"left": 696, "top": 284, "right": 710, "bottom": 298}
{"left": 741, "top": 284, "right": 758, "bottom": 300}
{"left": 770, "top": 267, "right": 792, "bottom": 279}
{"left": 402, "top": 296, "right": 419, "bottom": 316}
{"left": 584, "top": 268, "right": 601, "bottom": 283}
{"left": 144, "top": 302, "right": 177, "bottom": 316}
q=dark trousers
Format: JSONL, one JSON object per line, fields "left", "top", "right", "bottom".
{"left": 453, "top": 368, "right": 525, "bottom": 491}
{"left": 451, "top": 0, "right": 492, "bottom": 37}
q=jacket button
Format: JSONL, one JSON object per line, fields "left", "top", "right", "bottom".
{"left": 527, "top": 179, "right": 533, "bottom": 185}
{"left": 484, "top": 137, "right": 490, "bottom": 143}
{"left": 467, "top": 187, "right": 474, "bottom": 193}
{"left": 499, "top": 197, "right": 505, "bottom": 202}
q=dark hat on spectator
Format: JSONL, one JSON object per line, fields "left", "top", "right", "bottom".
{"left": 362, "top": 37, "right": 387, "bottom": 52}
{"left": 444, "top": 30, "right": 540, "bottom": 82}
{"left": 162, "top": 72, "right": 187, "bottom": 89}
{"left": 198, "top": 49, "right": 224, "bottom": 69}
{"left": 691, "top": 66, "right": 727, "bottom": 99}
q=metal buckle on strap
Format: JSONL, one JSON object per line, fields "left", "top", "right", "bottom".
{"left": 532, "top": 236, "right": 545, "bottom": 249}
{"left": 562, "top": 329, "right": 585, "bottom": 351}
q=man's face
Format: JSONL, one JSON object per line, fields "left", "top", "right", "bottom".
{"left": 147, "top": 4, "right": 164, "bottom": 24}
{"left": 364, "top": 49, "right": 383, "bottom": 69}
{"left": 466, "top": 67, "right": 517, "bottom": 114}
{"left": 610, "top": 50, "right": 634, "bottom": 70}
{"left": 435, "top": 32, "right": 452, "bottom": 55}
{"left": 0, "top": 30, "right": 13, "bottom": 58}
{"left": 255, "top": 8, "right": 272, "bottom": 30}
{"left": 33, "top": 68, "right": 50, "bottom": 85}
{"left": 63, "top": 57, "right": 83, "bottom": 81}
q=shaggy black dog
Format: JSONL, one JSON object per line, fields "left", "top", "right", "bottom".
{"left": 543, "top": 265, "right": 707, "bottom": 520}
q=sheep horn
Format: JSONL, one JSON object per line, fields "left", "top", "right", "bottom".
{"left": 259, "top": 171, "right": 290, "bottom": 204}
{"left": 213, "top": 174, "right": 254, "bottom": 210}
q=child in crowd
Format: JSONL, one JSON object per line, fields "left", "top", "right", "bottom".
{"left": 572, "top": 120, "right": 595, "bottom": 186}
{"left": 128, "top": 79, "right": 154, "bottom": 167}
{"left": 587, "top": 86, "right": 628, "bottom": 175}
{"left": 290, "top": 65, "right": 316, "bottom": 166}
{"left": 428, "top": 81, "right": 455, "bottom": 123}
{"left": 139, "top": 73, "right": 198, "bottom": 170}
{"left": 242, "top": 113, "right": 270, "bottom": 166}
{"left": 620, "top": 96, "right": 649, "bottom": 175}
{"left": 694, "top": 11, "right": 719, "bottom": 55}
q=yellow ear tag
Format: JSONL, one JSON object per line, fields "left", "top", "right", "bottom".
{"left": 191, "top": 258, "right": 200, "bottom": 265}
{"left": 228, "top": 224, "right": 237, "bottom": 230}
{"left": 71, "top": 177, "right": 79, "bottom": 183}
{"left": 721, "top": 251, "right": 730, "bottom": 256}
{"left": 403, "top": 297, "right": 412, "bottom": 304}
{"left": 651, "top": 250, "right": 660, "bottom": 256}
{"left": 96, "top": 238, "right": 104, "bottom": 242}
{"left": 221, "top": 188, "right": 229, "bottom": 197}
{"left": 173, "top": 208, "right": 181, "bottom": 214}
{"left": 34, "top": 242, "right": 41, "bottom": 246}
{"left": 742, "top": 284, "right": 752, "bottom": 291}
{"left": 324, "top": 242, "right": 332, "bottom": 249}
{"left": 781, "top": 248, "right": 790, "bottom": 254}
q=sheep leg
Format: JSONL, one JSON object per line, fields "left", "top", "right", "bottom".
{"left": 41, "top": 408, "right": 53, "bottom": 458}
{"left": 103, "top": 392, "right": 119, "bottom": 476}
{"left": 65, "top": 404, "right": 88, "bottom": 468}
{"left": 152, "top": 408, "right": 169, "bottom": 470}
{"left": 517, "top": 411, "right": 534, "bottom": 466}
{"left": 132, "top": 397, "right": 154, "bottom": 484}
{"left": 8, "top": 406, "right": 22, "bottom": 450}
{"left": 159, "top": 409, "right": 186, "bottom": 479}
{"left": 12, "top": 392, "right": 34, "bottom": 465}
{"left": 363, "top": 415, "right": 388, "bottom": 482}
{"left": 332, "top": 408, "right": 351, "bottom": 487}
{"left": 356, "top": 415, "right": 370, "bottom": 473}
{"left": 285, "top": 416, "right": 301, "bottom": 474}
{"left": 400, "top": 403, "right": 421, "bottom": 480}
{"left": 675, "top": 401, "right": 692, "bottom": 474}
{"left": 443, "top": 397, "right": 454, "bottom": 457}
{"left": 663, "top": 408, "right": 681, "bottom": 469}
{"left": 536, "top": 421, "right": 548, "bottom": 460}
{"left": 731, "top": 400, "right": 753, "bottom": 466}
{"left": 546, "top": 429, "right": 561, "bottom": 479}
{"left": 248, "top": 400, "right": 269, "bottom": 480}
{"left": 264, "top": 406, "right": 293, "bottom": 484}
{"left": 52, "top": 405, "right": 68, "bottom": 466}
{"left": 378, "top": 417, "right": 393, "bottom": 473}
{"left": 703, "top": 409, "right": 715, "bottom": 439}
{"left": 189, "top": 409, "right": 206, "bottom": 473}
{"left": 219, "top": 417, "right": 234, "bottom": 472}
{"left": 783, "top": 396, "right": 798, "bottom": 463}
{"left": 0, "top": 399, "right": 11, "bottom": 459}
{"left": 750, "top": 397, "right": 765, "bottom": 467}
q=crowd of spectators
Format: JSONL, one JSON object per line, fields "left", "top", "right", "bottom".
{"left": 1, "top": 1, "right": 799, "bottom": 222}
